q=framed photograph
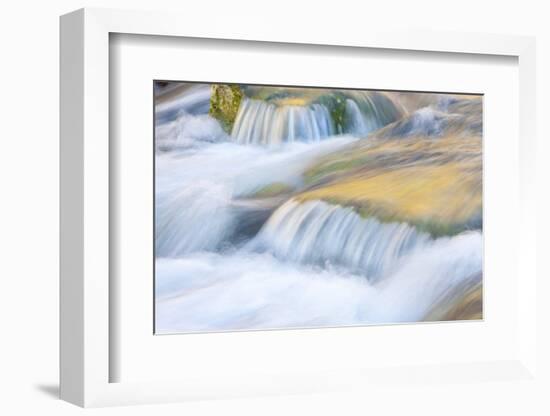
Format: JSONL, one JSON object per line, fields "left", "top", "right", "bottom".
{"left": 60, "top": 8, "right": 538, "bottom": 407}
{"left": 153, "top": 81, "right": 484, "bottom": 335}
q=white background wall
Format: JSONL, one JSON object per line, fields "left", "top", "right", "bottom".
{"left": 0, "top": 0, "right": 548, "bottom": 414}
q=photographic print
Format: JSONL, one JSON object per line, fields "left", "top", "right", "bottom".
{"left": 154, "top": 82, "right": 483, "bottom": 334}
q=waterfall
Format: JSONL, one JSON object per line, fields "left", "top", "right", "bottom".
{"left": 250, "top": 199, "right": 433, "bottom": 281}
{"left": 231, "top": 98, "right": 334, "bottom": 145}
{"left": 155, "top": 86, "right": 405, "bottom": 147}
{"left": 155, "top": 138, "right": 356, "bottom": 257}
{"left": 153, "top": 83, "right": 483, "bottom": 333}
{"left": 346, "top": 98, "right": 383, "bottom": 136}
{"left": 344, "top": 99, "right": 371, "bottom": 136}
{"left": 231, "top": 91, "right": 404, "bottom": 145}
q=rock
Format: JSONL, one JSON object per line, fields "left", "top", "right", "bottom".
{"left": 209, "top": 84, "right": 244, "bottom": 133}
{"left": 423, "top": 277, "right": 483, "bottom": 321}
{"left": 299, "top": 134, "right": 482, "bottom": 237}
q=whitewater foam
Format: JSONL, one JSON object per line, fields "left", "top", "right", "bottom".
{"left": 155, "top": 138, "right": 356, "bottom": 256}
{"left": 155, "top": 231, "right": 482, "bottom": 333}
{"left": 250, "top": 199, "right": 433, "bottom": 281}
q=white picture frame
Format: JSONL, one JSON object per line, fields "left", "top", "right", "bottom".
{"left": 60, "top": 7, "right": 538, "bottom": 407}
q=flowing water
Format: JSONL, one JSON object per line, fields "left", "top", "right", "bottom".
{"left": 154, "top": 85, "right": 482, "bottom": 334}
{"left": 250, "top": 199, "right": 433, "bottom": 281}
{"left": 231, "top": 98, "right": 334, "bottom": 145}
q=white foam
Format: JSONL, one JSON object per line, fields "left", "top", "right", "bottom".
{"left": 155, "top": 232, "right": 482, "bottom": 333}
{"left": 250, "top": 199, "right": 432, "bottom": 280}
{"left": 155, "top": 138, "right": 356, "bottom": 257}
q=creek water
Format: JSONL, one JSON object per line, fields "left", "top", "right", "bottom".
{"left": 154, "top": 85, "right": 482, "bottom": 333}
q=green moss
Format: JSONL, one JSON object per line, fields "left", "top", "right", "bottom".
{"left": 313, "top": 93, "right": 348, "bottom": 134}
{"left": 209, "top": 84, "right": 244, "bottom": 133}
{"left": 251, "top": 182, "right": 293, "bottom": 198}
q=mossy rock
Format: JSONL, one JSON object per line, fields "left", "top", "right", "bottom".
{"left": 313, "top": 91, "right": 404, "bottom": 136}
{"left": 313, "top": 92, "right": 348, "bottom": 134}
{"left": 209, "top": 84, "right": 244, "bottom": 133}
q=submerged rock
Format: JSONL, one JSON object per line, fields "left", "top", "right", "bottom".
{"left": 423, "top": 277, "right": 483, "bottom": 321}
{"left": 299, "top": 100, "right": 482, "bottom": 238}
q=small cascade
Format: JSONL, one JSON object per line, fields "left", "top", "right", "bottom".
{"left": 250, "top": 199, "right": 433, "bottom": 280}
{"left": 344, "top": 93, "right": 402, "bottom": 136}
{"left": 153, "top": 82, "right": 483, "bottom": 333}
{"left": 231, "top": 91, "right": 404, "bottom": 145}
{"left": 154, "top": 86, "right": 405, "bottom": 147}
{"left": 345, "top": 99, "right": 373, "bottom": 136}
{"left": 231, "top": 98, "right": 334, "bottom": 145}
{"left": 155, "top": 138, "right": 356, "bottom": 257}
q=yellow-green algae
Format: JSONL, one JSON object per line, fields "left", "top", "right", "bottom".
{"left": 209, "top": 84, "right": 243, "bottom": 133}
